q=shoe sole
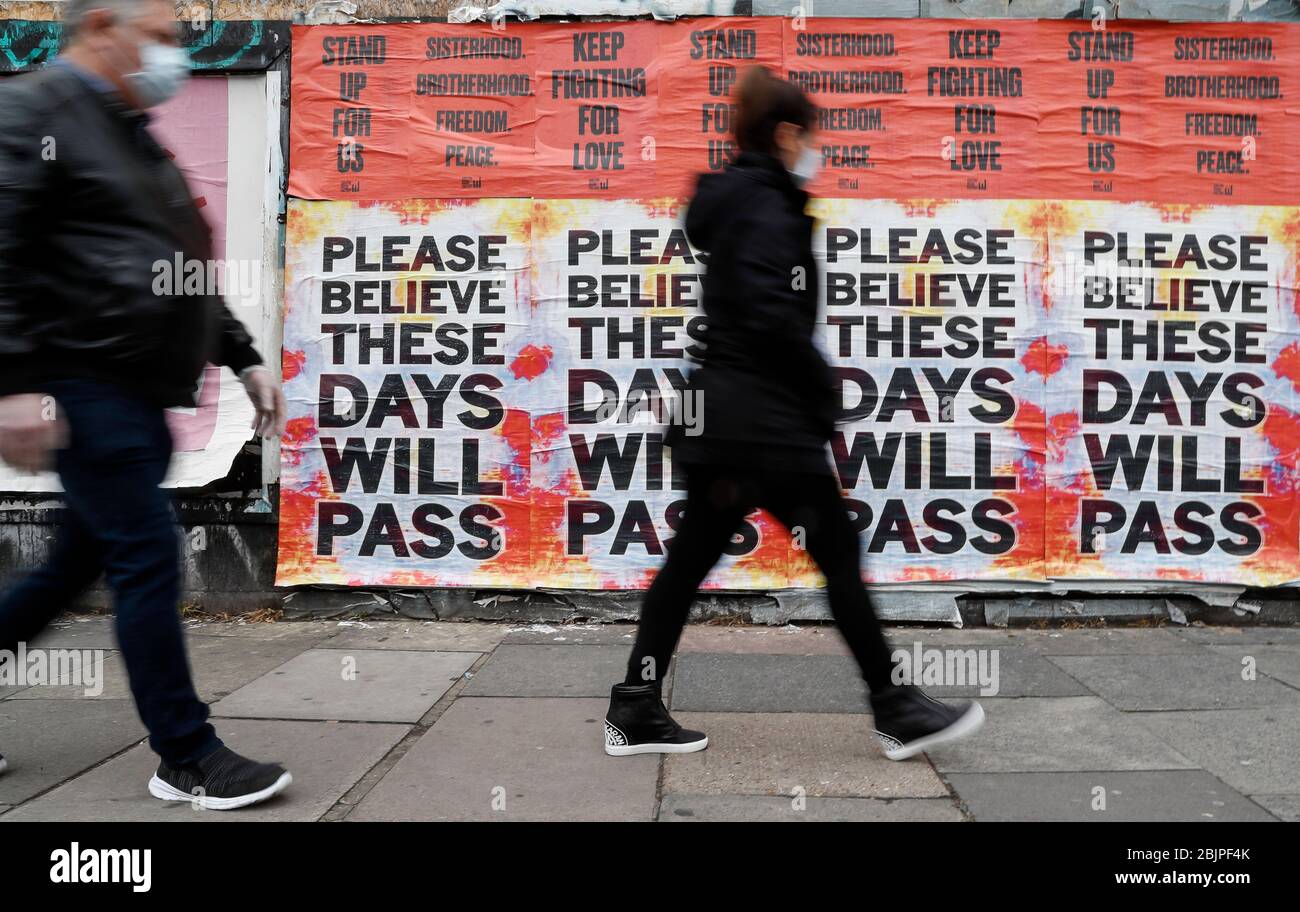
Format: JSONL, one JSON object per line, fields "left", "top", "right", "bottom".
{"left": 604, "top": 736, "right": 708, "bottom": 756}
{"left": 148, "top": 771, "right": 293, "bottom": 810}
{"left": 877, "top": 702, "right": 985, "bottom": 761}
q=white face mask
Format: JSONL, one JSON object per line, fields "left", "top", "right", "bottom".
{"left": 790, "top": 144, "right": 820, "bottom": 186}
{"left": 127, "top": 41, "right": 190, "bottom": 107}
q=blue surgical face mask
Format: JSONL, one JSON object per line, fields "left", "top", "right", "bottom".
{"left": 790, "top": 143, "right": 820, "bottom": 187}
{"left": 127, "top": 40, "right": 190, "bottom": 107}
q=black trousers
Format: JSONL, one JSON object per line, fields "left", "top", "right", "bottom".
{"left": 0, "top": 379, "right": 220, "bottom": 766}
{"left": 625, "top": 462, "right": 896, "bottom": 692}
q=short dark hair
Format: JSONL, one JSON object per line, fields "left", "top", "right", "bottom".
{"left": 733, "top": 65, "right": 816, "bottom": 156}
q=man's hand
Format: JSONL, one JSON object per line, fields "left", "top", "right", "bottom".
{"left": 0, "top": 393, "right": 68, "bottom": 472}
{"left": 239, "top": 367, "right": 287, "bottom": 440}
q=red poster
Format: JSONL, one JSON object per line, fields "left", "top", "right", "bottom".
{"left": 289, "top": 24, "right": 419, "bottom": 200}
{"left": 1032, "top": 20, "right": 1155, "bottom": 203}
{"left": 407, "top": 23, "right": 538, "bottom": 198}
{"left": 656, "top": 17, "right": 784, "bottom": 201}
{"left": 871, "top": 20, "right": 1042, "bottom": 201}
{"left": 782, "top": 17, "right": 924, "bottom": 199}
{"left": 1139, "top": 22, "right": 1298, "bottom": 207}
{"left": 530, "top": 22, "right": 659, "bottom": 198}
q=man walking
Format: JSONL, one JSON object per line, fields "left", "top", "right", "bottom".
{"left": 0, "top": 0, "right": 291, "bottom": 809}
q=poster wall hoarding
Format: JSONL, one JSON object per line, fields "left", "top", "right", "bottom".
{"left": 279, "top": 18, "right": 1300, "bottom": 589}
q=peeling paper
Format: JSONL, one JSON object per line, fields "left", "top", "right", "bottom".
{"left": 448, "top": 0, "right": 729, "bottom": 22}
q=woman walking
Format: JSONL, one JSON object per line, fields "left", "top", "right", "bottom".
{"left": 603, "top": 66, "right": 985, "bottom": 761}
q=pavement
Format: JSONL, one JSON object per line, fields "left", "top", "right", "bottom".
{"left": 0, "top": 615, "right": 1297, "bottom": 822}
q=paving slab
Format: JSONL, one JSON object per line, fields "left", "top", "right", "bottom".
{"left": 9, "top": 651, "right": 129, "bottom": 700}
{"left": 946, "top": 770, "right": 1277, "bottom": 822}
{"left": 1047, "top": 653, "right": 1300, "bottom": 711}
{"left": 670, "top": 654, "right": 870, "bottom": 713}
{"left": 348, "top": 697, "right": 658, "bottom": 821}
{"left": 678, "top": 625, "right": 853, "bottom": 655}
{"left": 884, "top": 626, "right": 1041, "bottom": 648}
{"left": 662, "top": 712, "right": 949, "bottom": 799}
{"left": 882, "top": 644, "right": 1091, "bottom": 698}
{"left": 29, "top": 615, "right": 118, "bottom": 649}
{"left": 1140, "top": 707, "right": 1300, "bottom": 795}
{"left": 183, "top": 619, "right": 342, "bottom": 644}
{"left": 1, "top": 719, "right": 407, "bottom": 822}
{"left": 678, "top": 625, "right": 1038, "bottom": 657}
{"left": 1204, "top": 644, "right": 1300, "bottom": 690}
{"left": 658, "top": 794, "right": 963, "bottom": 822}
{"left": 928, "top": 697, "right": 1197, "bottom": 774}
{"left": 185, "top": 636, "right": 310, "bottom": 701}
{"left": 1249, "top": 794, "right": 1300, "bottom": 821}
{"left": 211, "top": 649, "right": 475, "bottom": 722}
{"left": 9, "top": 636, "right": 305, "bottom": 703}
{"left": 1016, "top": 627, "right": 1207, "bottom": 655}
{"left": 501, "top": 624, "right": 639, "bottom": 646}
{"left": 463, "top": 644, "right": 629, "bottom": 698}
{"left": 0, "top": 700, "right": 145, "bottom": 805}
{"left": 318, "top": 621, "right": 508, "bottom": 653}
{"left": 670, "top": 650, "right": 1086, "bottom": 713}
{"left": 1173, "top": 626, "right": 1300, "bottom": 647}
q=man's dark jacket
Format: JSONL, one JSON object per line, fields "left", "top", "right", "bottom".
{"left": 668, "top": 149, "right": 839, "bottom": 475}
{"left": 0, "top": 63, "right": 262, "bottom": 408}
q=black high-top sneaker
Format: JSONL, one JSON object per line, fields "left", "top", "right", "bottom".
{"left": 148, "top": 746, "right": 292, "bottom": 810}
{"left": 869, "top": 684, "right": 985, "bottom": 761}
{"left": 604, "top": 683, "right": 708, "bottom": 756}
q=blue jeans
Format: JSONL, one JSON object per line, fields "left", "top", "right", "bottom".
{"left": 0, "top": 379, "right": 221, "bottom": 766}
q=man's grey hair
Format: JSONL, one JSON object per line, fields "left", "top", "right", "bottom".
{"left": 62, "top": 0, "right": 159, "bottom": 41}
